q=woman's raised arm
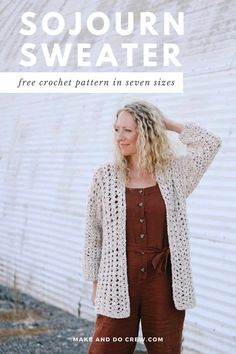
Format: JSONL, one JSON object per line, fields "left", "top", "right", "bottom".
{"left": 164, "top": 118, "right": 222, "bottom": 198}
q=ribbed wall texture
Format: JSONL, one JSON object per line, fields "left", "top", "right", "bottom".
{"left": 0, "top": 1, "right": 235, "bottom": 353}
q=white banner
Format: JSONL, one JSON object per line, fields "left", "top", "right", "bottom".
{"left": 0, "top": 72, "right": 183, "bottom": 93}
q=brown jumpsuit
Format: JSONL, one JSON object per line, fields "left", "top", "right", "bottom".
{"left": 88, "top": 183, "right": 185, "bottom": 354}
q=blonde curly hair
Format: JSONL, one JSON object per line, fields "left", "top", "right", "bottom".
{"left": 112, "top": 100, "right": 175, "bottom": 184}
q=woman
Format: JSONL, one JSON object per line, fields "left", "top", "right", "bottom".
{"left": 83, "top": 100, "right": 222, "bottom": 354}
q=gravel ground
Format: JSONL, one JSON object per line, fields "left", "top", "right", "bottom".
{"left": 0, "top": 285, "right": 147, "bottom": 354}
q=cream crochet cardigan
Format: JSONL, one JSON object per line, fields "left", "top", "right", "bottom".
{"left": 83, "top": 122, "right": 222, "bottom": 319}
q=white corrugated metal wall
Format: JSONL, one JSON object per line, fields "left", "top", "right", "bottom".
{"left": 0, "top": 1, "right": 235, "bottom": 353}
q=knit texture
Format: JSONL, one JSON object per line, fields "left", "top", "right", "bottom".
{"left": 83, "top": 122, "right": 222, "bottom": 318}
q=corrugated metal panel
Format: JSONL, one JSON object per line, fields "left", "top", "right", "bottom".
{"left": 0, "top": 0, "right": 235, "bottom": 353}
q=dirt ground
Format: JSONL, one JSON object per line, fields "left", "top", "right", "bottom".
{"left": 0, "top": 284, "right": 147, "bottom": 354}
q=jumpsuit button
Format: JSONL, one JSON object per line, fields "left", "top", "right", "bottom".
{"left": 140, "top": 251, "right": 145, "bottom": 255}
{"left": 138, "top": 190, "right": 143, "bottom": 194}
{"left": 140, "top": 267, "right": 146, "bottom": 272}
{"left": 138, "top": 202, "right": 144, "bottom": 207}
{"left": 139, "top": 233, "right": 145, "bottom": 239}
{"left": 139, "top": 218, "right": 144, "bottom": 223}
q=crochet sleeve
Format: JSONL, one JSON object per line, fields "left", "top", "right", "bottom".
{"left": 82, "top": 166, "right": 103, "bottom": 281}
{"left": 174, "top": 122, "right": 222, "bottom": 199}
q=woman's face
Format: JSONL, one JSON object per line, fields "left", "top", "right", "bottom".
{"left": 115, "top": 110, "right": 139, "bottom": 156}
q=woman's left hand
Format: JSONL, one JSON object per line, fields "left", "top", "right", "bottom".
{"left": 162, "top": 117, "right": 185, "bottom": 134}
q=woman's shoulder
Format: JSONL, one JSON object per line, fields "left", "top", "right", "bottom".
{"left": 93, "top": 161, "right": 116, "bottom": 175}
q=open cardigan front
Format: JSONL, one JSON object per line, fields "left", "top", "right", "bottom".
{"left": 83, "top": 122, "right": 222, "bottom": 319}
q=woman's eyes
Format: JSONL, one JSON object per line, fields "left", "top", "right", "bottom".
{"left": 114, "top": 128, "right": 131, "bottom": 132}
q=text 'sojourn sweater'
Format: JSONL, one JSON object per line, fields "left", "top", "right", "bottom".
{"left": 83, "top": 122, "right": 222, "bottom": 318}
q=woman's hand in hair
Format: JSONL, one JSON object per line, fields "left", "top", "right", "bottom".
{"left": 162, "top": 117, "right": 185, "bottom": 134}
